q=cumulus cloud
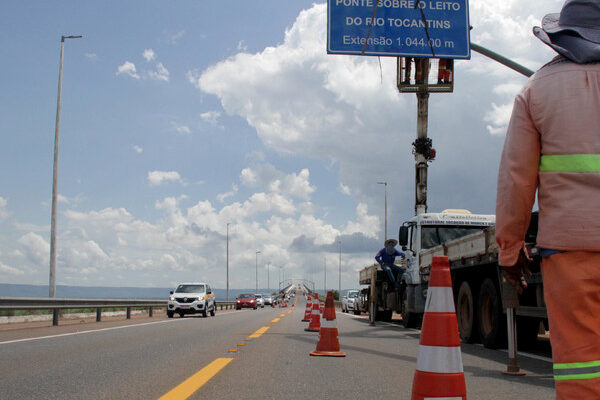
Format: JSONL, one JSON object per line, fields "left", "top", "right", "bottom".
{"left": 290, "top": 232, "right": 379, "bottom": 253}
{"left": 172, "top": 122, "right": 191, "bottom": 134}
{"left": 484, "top": 101, "right": 515, "bottom": 135}
{"left": 148, "top": 62, "right": 169, "bottom": 81}
{"left": 0, "top": 261, "right": 23, "bottom": 276}
{"left": 200, "top": 111, "right": 221, "bottom": 127}
{"left": 147, "top": 170, "right": 183, "bottom": 186}
{"left": 167, "top": 30, "right": 185, "bottom": 45}
{"left": 2, "top": 160, "right": 381, "bottom": 288}
{"left": 18, "top": 232, "right": 49, "bottom": 266}
{"left": 143, "top": 48, "right": 156, "bottom": 62}
{"left": 240, "top": 164, "right": 315, "bottom": 200}
{"left": 339, "top": 183, "right": 351, "bottom": 195}
{"left": 133, "top": 145, "right": 143, "bottom": 153}
{"left": 116, "top": 61, "right": 140, "bottom": 79}
{"left": 217, "top": 184, "right": 238, "bottom": 203}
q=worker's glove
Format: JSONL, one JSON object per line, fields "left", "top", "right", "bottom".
{"left": 500, "top": 246, "right": 533, "bottom": 295}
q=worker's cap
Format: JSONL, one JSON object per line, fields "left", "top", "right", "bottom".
{"left": 384, "top": 239, "right": 398, "bottom": 247}
{"left": 533, "top": 0, "right": 600, "bottom": 63}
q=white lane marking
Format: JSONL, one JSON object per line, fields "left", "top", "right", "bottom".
{"left": 0, "top": 308, "right": 244, "bottom": 346}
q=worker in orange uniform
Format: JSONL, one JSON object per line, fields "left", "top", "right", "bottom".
{"left": 495, "top": 1, "right": 600, "bottom": 399}
{"left": 437, "top": 58, "right": 452, "bottom": 84}
{"left": 414, "top": 58, "right": 427, "bottom": 84}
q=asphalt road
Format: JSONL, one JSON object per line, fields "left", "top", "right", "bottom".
{"left": 0, "top": 298, "right": 555, "bottom": 399}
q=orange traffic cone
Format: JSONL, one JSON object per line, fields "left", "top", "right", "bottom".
{"left": 411, "top": 256, "right": 466, "bottom": 400}
{"left": 302, "top": 295, "right": 312, "bottom": 322}
{"left": 310, "top": 291, "right": 346, "bottom": 357}
{"left": 305, "top": 293, "right": 321, "bottom": 332}
{"left": 319, "top": 299, "right": 324, "bottom": 314}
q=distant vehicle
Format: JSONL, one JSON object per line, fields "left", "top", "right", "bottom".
{"left": 342, "top": 290, "right": 361, "bottom": 315}
{"left": 167, "top": 282, "right": 216, "bottom": 318}
{"left": 263, "top": 295, "right": 273, "bottom": 305}
{"left": 236, "top": 293, "right": 257, "bottom": 310}
{"left": 255, "top": 294, "right": 265, "bottom": 308}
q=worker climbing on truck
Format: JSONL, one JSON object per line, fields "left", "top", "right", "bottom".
{"left": 496, "top": 1, "right": 600, "bottom": 398}
{"left": 375, "top": 239, "right": 404, "bottom": 290}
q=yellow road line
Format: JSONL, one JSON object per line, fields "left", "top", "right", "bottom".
{"left": 271, "top": 318, "right": 280, "bottom": 323}
{"left": 158, "top": 357, "right": 233, "bottom": 400}
{"left": 248, "top": 326, "right": 269, "bottom": 338}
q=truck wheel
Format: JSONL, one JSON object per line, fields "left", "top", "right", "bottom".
{"left": 402, "top": 287, "right": 420, "bottom": 328}
{"left": 478, "top": 278, "right": 507, "bottom": 349}
{"left": 167, "top": 310, "right": 174, "bottom": 318}
{"left": 456, "top": 281, "right": 477, "bottom": 343}
{"left": 353, "top": 309, "right": 361, "bottom": 316}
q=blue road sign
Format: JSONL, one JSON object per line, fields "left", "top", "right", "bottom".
{"left": 327, "top": 0, "right": 471, "bottom": 59}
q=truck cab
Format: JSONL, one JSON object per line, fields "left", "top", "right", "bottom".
{"left": 398, "top": 210, "right": 495, "bottom": 326}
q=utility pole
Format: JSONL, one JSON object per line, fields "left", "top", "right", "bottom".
{"left": 226, "top": 223, "right": 230, "bottom": 302}
{"left": 267, "top": 261, "right": 270, "bottom": 294}
{"left": 377, "top": 181, "right": 388, "bottom": 239}
{"left": 324, "top": 257, "right": 327, "bottom": 294}
{"left": 338, "top": 241, "right": 341, "bottom": 298}
{"left": 255, "top": 250, "right": 260, "bottom": 293}
{"left": 415, "top": 59, "right": 430, "bottom": 216}
{"left": 49, "top": 34, "right": 82, "bottom": 304}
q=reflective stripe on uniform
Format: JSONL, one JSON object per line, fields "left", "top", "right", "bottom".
{"left": 539, "top": 154, "right": 600, "bottom": 173}
{"left": 554, "top": 360, "right": 600, "bottom": 381}
{"left": 416, "top": 345, "right": 464, "bottom": 374}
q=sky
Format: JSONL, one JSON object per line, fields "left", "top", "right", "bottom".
{"left": 0, "top": 0, "right": 562, "bottom": 292}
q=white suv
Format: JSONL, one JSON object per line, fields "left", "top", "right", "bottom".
{"left": 167, "top": 282, "right": 216, "bottom": 318}
{"left": 255, "top": 294, "right": 265, "bottom": 308}
{"left": 342, "top": 289, "right": 361, "bottom": 315}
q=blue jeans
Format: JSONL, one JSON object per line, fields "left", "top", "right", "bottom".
{"left": 381, "top": 264, "right": 405, "bottom": 289}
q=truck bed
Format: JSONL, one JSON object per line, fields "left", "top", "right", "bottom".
{"left": 419, "top": 226, "right": 498, "bottom": 269}
{"left": 359, "top": 264, "right": 379, "bottom": 285}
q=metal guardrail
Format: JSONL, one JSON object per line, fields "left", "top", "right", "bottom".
{"left": 0, "top": 297, "right": 237, "bottom": 326}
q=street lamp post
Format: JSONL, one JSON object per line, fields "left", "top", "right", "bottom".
{"left": 255, "top": 250, "right": 261, "bottom": 293}
{"left": 49, "top": 34, "right": 82, "bottom": 303}
{"left": 267, "top": 261, "right": 270, "bottom": 295}
{"left": 226, "top": 223, "right": 230, "bottom": 302}
{"left": 377, "top": 181, "right": 388, "bottom": 241}
{"left": 338, "top": 241, "right": 341, "bottom": 298}
{"left": 324, "top": 257, "right": 327, "bottom": 294}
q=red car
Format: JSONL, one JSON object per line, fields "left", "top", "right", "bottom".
{"left": 236, "top": 293, "right": 257, "bottom": 310}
